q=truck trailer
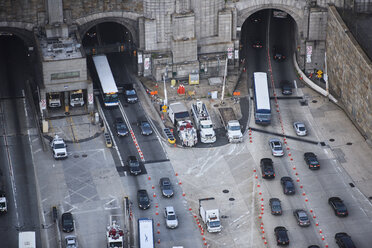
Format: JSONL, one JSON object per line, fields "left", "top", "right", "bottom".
{"left": 191, "top": 100, "right": 216, "bottom": 144}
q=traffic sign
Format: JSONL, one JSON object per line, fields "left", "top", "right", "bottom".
{"left": 317, "top": 70, "right": 323, "bottom": 78}
{"left": 162, "top": 105, "right": 167, "bottom": 112}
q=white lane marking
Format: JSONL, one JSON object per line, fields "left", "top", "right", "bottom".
{"left": 293, "top": 80, "right": 298, "bottom": 89}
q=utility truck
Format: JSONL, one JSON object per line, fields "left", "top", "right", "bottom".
{"left": 199, "top": 198, "right": 222, "bottom": 233}
{"left": 218, "top": 108, "right": 243, "bottom": 143}
{"left": 50, "top": 135, "right": 68, "bottom": 159}
{"left": 191, "top": 100, "right": 216, "bottom": 144}
{"left": 0, "top": 190, "right": 7, "bottom": 213}
{"left": 70, "top": 90, "right": 84, "bottom": 107}
{"left": 168, "top": 102, "right": 197, "bottom": 147}
{"left": 107, "top": 217, "right": 124, "bottom": 248}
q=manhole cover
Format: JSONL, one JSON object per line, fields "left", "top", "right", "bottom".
{"left": 229, "top": 198, "right": 235, "bottom": 201}
{"left": 349, "top": 183, "right": 355, "bottom": 188}
{"left": 312, "top": 100, "right": 318, "bottom": 103}
{"left": 320, "top": 142, "right": 326, "bottom": 146}
{"left": 82, "top": 154, "right": 88, "bottom": 157}
{"left": 222, "top": 189, "right": 229, "bottom": 194}
{"left": 329, "top": 138, "right": 335, "bottom": 142}
{"left": 74, "top": 155, "right": 79, "bottom": 158}
{"left": 213, "top": 104, "right": 219, "bottom": 107}
{"left": 346, "top": 142, "right": 352, "bottom": 146}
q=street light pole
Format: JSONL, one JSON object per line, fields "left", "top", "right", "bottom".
{"left": 163, "top": 73, "right": 168, "bottom": 106}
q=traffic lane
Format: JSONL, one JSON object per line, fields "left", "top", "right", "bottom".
{"left": 276, "top": 140, "right": 372, "bottom": 247}
{"left": 0, "top": 138, "right": 18, "bottom": 248}
{"left": 0, "top": 100, "right": 41, "bottom": 247}
{"left": 107, "top": 53, "right": 132, "bottom": 85}
{"left": 131, "top": 161, "right": 204, "bottom": 248}
{"left": 262, "top": 158, "right": 324, "bottom": 247}
{"left": 121, "top": 98, "right": 167, "bottom": 162}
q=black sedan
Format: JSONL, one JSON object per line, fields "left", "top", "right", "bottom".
{"left": 260, "top": 158, "right": 275, "bottom": 179}
{"left": 274, "top": 226, "right": 289, "bottom": 246}
{"left": 269, "top": 198, "right": 282, "bottom": 215}
{"left": 280, "top": 177, "right": 295, "bottom": 195}
{"left": 137, "top": 190, "right": 150, "bottom": 210}
{"left": 293, "top": 209, "right": 310, "bottom": 227}
{"left": 127, "top": 156, "right": 141, "bottom": 175}
{"left": 329, "top": 197, "right": 348, "bottom": 217}
{"left": 115, "top": 117, "right": 129, "bottom": 137}
{"left": 138, "top": 120, "right": 153, "bottom": 136}
{"left": 304, "top": 152, "right": 320, "bottom": 169}
{"left": 61, "top": 212, "right": 74, "bottom": 233}
{"left": 159, "top": 177, "right": 174, "bottom": 198}
{"left": 335, "top": 232, "right": 356, "bottom": 248}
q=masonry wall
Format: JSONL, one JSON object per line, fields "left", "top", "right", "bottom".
{"left": 326, "top": 5, "right": 372, "bottom": 141}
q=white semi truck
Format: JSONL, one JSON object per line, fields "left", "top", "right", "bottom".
{"left": 168, "top": 102, "right": 197, "bottom": 147}
{"left": 199, "top": 198, "right": 222, "bottom": 233}
{"left": 191, "top": 100, "right": 216, "bottom": 144}
{"left": 218, "top": 108, "right": 243, "bottom": 143}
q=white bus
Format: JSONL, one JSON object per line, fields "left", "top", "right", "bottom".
{"left": 253, "top": 72, "right": 271, "bottom": 125}
{"left": 92, "top": 55, "right": 119, "bottom": 107}
{"left": 138, "top": 218, "right": 154, "bottom": 248}
{"left": 19, "top": 231, "right": 35, "bottom": 248}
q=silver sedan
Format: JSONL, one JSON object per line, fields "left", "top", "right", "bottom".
{"left": 269, "top": 138, "right": 284, "bottom": 157}
{"left": 293, "top": 122, "right": 307, "bottom": 136}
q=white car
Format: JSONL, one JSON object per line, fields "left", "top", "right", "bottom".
{"left": 50, "top": 135, "right": 67, "bottom": 159}
{"left": 65, "top": 235, "right": 78, "bottom": 248}
{"left": 293, "top": 122, "right": 307, "bottom": 136}
{"left": 269, "top": 138, "right": 284, "bottom": 157}
{"left": 164, "top": 206, "right": 178, "bottom": 229}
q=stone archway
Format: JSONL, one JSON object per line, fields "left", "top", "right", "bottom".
{"left": 74, "top": 12, "right": 140, "bottom": 47}
{"left": 0, "top": 26, "right": 35, "bottom": 48}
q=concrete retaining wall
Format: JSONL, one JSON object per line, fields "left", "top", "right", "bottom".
{"left": 326, "top": 5, "right": 372, "bottom": 141}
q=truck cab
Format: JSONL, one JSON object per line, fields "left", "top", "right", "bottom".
{"left": 199, "top": 120, "right": 216, "bottom": 143}
{"left": 48, "top": 92, "right": 62, "bottom": 108}
{"left": 226, "top": 120, "right": 243, "bottom": 143}
{"left": 70, "top": 90, "right": 84, "bottom": 107}
{"left": 50, "top": 135, "right": 68, "bottom": 159}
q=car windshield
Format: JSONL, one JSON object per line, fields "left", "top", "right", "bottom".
{"left": 298, "top": 212, "right": 308, "bottom": 220}
{"left": 126, "top": 90, "right": 136, "bottom": 95}
{"left": 129, "top": 160, "right": 139, "bottom": 167}
{"left": 201, "top": 124, "right": 213, "bottom": 129}
{"left": 335, "top": 202, "right": 346, "bottom": 210}
{"left": 209, "top": 221, "right": 221, "bottom": 227}
{"left": 109, "top": 241, "right": 123, "bottom": 247}
{"left": 117, "top": 124, "right": 126, "bottom": 129}
{"left": 274, "top": 147, "right": 282, "bottom": 151}
{"left": 299, "top": 127, "right": 306, "bottom": 131}
{"left": 64, "top": 219, "right": 73, "bottom": 225}
{"left": 265, "top": 167, "right": 273, "bottom": 173}
{"left": 142, "top": 122, "right": 150, "bottom": 127}
{"left": 167, "top": 214, "right": 176, "bottom": 220}
{"left": 54, "top": 143, "right": 66, "bottom": 149}
{"left": 230, "top": 125, "right": 240, "bottom": 131}
{"left": 140, "top": 195, "right": 149, "bottom": 202}
{"left": 286, "top": 181, "right": 294, "bottom": 188}
{"left": 272, "top": 202, "right": 281, "bottom": 210}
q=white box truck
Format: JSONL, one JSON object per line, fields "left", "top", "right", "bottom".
{"left": 19, "top": 231, "right": 35, "bottom": 248}
{"left": 218, "top": 108, "right": 243, "bottom": 143}
{"left": 199, "top": 198, "right": 222, "bottom": 233}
